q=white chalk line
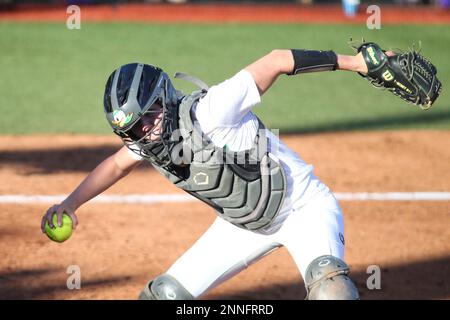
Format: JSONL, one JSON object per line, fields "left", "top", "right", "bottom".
{"left": 0, "top": 192, "right": 449, "bottom": 204}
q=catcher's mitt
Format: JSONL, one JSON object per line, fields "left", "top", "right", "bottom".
{"left": 356, "top": 42, "right": 442, "bottom": 110}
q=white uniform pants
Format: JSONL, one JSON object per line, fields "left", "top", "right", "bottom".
{"left": 166, "top": 189, "right": 345, "bottom": 298}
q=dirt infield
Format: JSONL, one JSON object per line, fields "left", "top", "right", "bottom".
{"left": 1, "top": 4, "right": 449, "bottom": 24}
{"left": 0, "top": 131, "right": 449, "bottom": 300}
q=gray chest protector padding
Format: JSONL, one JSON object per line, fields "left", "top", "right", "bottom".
{"left": 151, "top": 90, "right": 287, "bottom": 231}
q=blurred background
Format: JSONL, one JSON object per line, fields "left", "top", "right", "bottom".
{"left": 0, "top": 0, "right": 450, "bottom": 13}
{"left": 0, "top": 0, "right": 449, "bottom": 6}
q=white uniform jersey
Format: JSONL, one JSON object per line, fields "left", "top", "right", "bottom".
{"left": 192, "top": 69, "right": 329, "bottom": 233}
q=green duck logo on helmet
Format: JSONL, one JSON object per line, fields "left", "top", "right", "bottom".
{"left": 111, "top": 110, "right": 133, "bottom": 128}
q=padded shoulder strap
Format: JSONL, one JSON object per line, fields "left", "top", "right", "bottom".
{"left": 174, "top": 72, "right": 209, "bottom": 90}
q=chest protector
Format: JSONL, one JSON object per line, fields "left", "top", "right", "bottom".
{"left": 149, "top": 86, "right": 287, "bottom": 231}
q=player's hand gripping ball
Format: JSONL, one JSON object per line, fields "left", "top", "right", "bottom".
{"left": 44, "top": 213, "right": 73, "bottom": 243}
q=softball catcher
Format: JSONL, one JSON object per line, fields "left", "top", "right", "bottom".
{"left": 42, "top": 41, "right": 441, "bottom": 300}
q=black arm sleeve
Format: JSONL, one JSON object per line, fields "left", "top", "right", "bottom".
{"left": 289, "top": 49, "right": 338, "bottom": 75}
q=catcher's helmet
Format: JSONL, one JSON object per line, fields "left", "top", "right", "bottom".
{"left": 103, "top": 63, "right": 181, "bottom": 165}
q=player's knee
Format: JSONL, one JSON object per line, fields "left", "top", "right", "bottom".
{"left": 304, "top": 255, "right": 359, "bottom": 300}
{"left": 138, "top": 274, "right": 194, "bottom": 300}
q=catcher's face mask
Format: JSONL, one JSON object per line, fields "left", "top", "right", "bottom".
{"left": 104, "top": 63, "right": 181, "bottom": 166}
{"left": 127, "top": 101, "right": 163, "bottom": 142}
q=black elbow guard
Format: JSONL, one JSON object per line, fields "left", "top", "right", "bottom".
{"left": 289, "top": 49, "right": 338, "bottom": 75}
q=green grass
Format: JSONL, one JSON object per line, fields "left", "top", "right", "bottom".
{"left": 0, "top": 22, "right": 449, "bottom": 134}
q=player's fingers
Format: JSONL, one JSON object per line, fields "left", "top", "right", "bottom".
{"left": 60, "top": 204, "right": 77, "bottom": 229}
{"left": 67, "top": 212, "right": 78, "bottom": 230}
{"left": 56, "top": 209, "right": 64, "bottom": 227}
{"left": 41, "top": 215, "right": 47, "bottom": 233}
{"left": 46, "top": 205, "right": 57, "bottom": 229}
{"left": 41, "top": 207, "right": 53, "bottom": 232}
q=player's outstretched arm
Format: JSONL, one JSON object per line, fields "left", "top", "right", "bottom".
{"left": 41, "top": 146, "right": 142, "bottom": 232}
{"left": 245, "top": 49, "right": 370, "bottom": 95}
